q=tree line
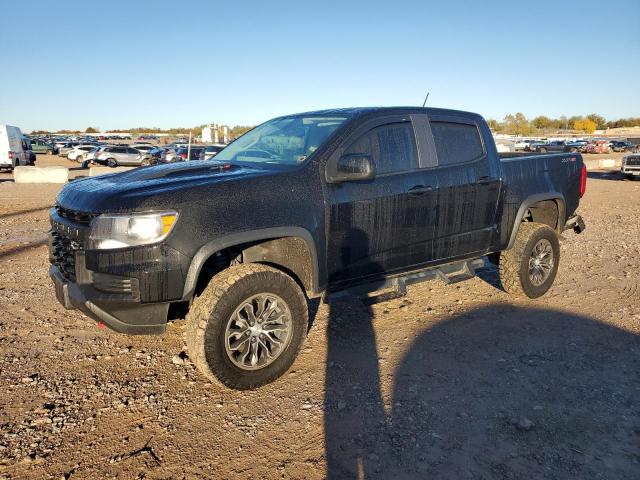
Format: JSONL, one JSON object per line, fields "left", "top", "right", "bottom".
{"left": 488, "top": 113, "right": 640, "bottom": 136}
{"left": 30, "top": 125, "right": 254, "bottom": 138}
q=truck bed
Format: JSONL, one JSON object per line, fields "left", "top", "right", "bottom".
{"left": 496, "top": 151, "right": 584, "bottom": 248}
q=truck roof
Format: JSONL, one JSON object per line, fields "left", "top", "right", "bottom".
{"left": 284, "top": 106, "right": 484, "bottom": 121}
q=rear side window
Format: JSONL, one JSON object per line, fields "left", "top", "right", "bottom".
{"left": 430, "top": 121, "right": 484, "bottom": 166}
{"left": 346, "top": 122, "right": 417, "bottom": 174}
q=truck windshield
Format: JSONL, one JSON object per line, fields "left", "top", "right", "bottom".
{"left": 214, "top": 115, "right": 348, "bottom": 165}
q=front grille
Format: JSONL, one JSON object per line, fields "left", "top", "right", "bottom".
{"left": 625, "top": 156, "right": 640, "bottom": 166}
{"left": 55, "top": 205, "right": 97, "bottom": 226}
{"left": 50, "top": 230, "right": 82, "bottom": 282}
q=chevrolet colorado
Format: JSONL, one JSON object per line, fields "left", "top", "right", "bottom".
{"left": 49, "top": 107, "right": 586, "bottom": 389}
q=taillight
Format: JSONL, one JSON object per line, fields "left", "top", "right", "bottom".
{"left": 8, "top": 151, "right": 13, "bottom": 160}
{"left": 179, "top": 153, "right": 187, "bottom": 159}
{"left": 579, "top": 164, "right": 587, "bottom": 198}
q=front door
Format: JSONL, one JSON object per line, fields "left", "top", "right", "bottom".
{"left": 326, "top": 118, "right": 422, "bottom": 285}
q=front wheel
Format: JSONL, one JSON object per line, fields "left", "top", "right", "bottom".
{"left": 106, "top": 158, "right": 117, "bottom": 168}
{"left": 539, "top": 147, "right": 547, "bottom": 153}
{"left": 185, "top": 264, "right": 308, "bottom": 390}
{"left": 498, "top": 222, "right": 560, "bottom": 298}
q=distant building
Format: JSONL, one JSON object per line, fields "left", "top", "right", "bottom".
{"left": 202, "top": 124, "right": 229, "bottom": 144}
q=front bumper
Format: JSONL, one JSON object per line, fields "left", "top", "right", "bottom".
{"left": 48, "top": 208, "right": 191, "bottom": 335}
{"left": 50, "top": 265, "right": 168, "bottom": 334}
{"left": 621, "top": 166, "right": 640, "bottom": 176}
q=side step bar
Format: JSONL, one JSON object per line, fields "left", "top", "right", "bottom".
{"left": 324, "top": 258, "right": 485, "bottom": 304}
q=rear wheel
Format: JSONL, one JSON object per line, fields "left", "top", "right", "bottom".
{"left": 76, "top": 155, "right": 83, "bottom": 163}
{"left": 46, "top": 149, "right": 53, "bottom": 155}
{"left": 498, "top": 222, "right": 560, "bottom": 299}
{"left": 185, "top": 264, "right": 308, "bottom": 390}
{"left": 106, "top": 158, "right": 117, "bottom": 168}
{"left": 540, "top": 147, "right": 547, "bottom": 153}
{"left": 570, "top": 147, "right": 577, "bottom": 153}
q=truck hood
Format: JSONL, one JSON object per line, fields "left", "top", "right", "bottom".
{"left": 56, "top": 161, "right": 277, "bottom": 213}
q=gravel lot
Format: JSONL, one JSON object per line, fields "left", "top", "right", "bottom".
{"left": 0, "top": 156, "right": 639, "bottom": 479}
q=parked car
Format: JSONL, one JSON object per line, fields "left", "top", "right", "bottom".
{"left": 582, "top": 141, "right": 611, "bottom": 154}
{"left": 141, "top": 147, "right": 167, "bottom": 165}
{"left": 528, "top": 141, "right": 547, "bottom": 152}
{"left": 161, "top": 147, "right": 181, "bottom": 163}
{"left": 30, "top": 140, "right": 57, "bottom": 155}
{"left": 610, "top": 140, "right": 634, "bottom": 152}
{"left": 176, "top": 146, "right": 205, "bottom": 160}
{"left": 513, "top": 139, "right": 537, "bottom": 151}
{"left": 130, "top": 144, "right": 156, "bottom": 153}
{"left": 203, "top": 144, "right": 226, "bottom": 160}
{"left": 49, "top": 106, "right": 587, "bottom": 389}
{"left": 532, "top": 140, "right": 585, "bottom": 154}
{"left": 621, "top": 154, "right": 640, "bottom": 180}
{"left": 563, "top": 141, "right": 586, "bottom": 153}
{"left": 58, "top": 142, "right": 80, "bottom": 157}
{"left": 68, "top": 144, "right": 99, "bottom": 162}
{"left": 0, "top": 124, "right": 29, "bottom": 169}
{"left": 22, "top": 138, "right": 36, "bottom": 165}
{"left": 93, "top": 145, "right": 149, "bottom": 167}
{"left": 83, "top": 146, "right": 108, "bottom": 164}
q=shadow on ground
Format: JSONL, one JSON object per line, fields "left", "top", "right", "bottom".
{"left": 324, "top": 301, "right": 640, "bottom": 479}
{"left": 587, "top": 171, "right": 630, "bottom": 181}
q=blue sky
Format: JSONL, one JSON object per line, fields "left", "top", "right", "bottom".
{"left": 1, "top": 0, "right": 638, "bottom": 131}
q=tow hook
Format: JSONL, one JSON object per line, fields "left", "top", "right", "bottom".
{"left": 564, "top": 214, "right": 586, "bottom": 234}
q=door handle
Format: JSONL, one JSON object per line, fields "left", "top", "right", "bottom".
{"left": 477, "top": 176, "right": 497, "bottom": 184}
{"left": 408, "top": 185, "right": 433, "bottom": 196}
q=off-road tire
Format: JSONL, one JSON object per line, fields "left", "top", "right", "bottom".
{"left": 185, "top": 264, "right": 308, "bottom": 390}
{"left": 498, "top": 222, "right": 560, "bottom": 299}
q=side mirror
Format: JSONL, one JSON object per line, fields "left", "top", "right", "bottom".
{"left": 328, "top": 154, "right": 376, "bottom": 183}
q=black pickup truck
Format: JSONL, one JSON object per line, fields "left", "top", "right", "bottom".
{"left": 533, "top": 140, "right": 584, "bottom": 153}
{"left": 49, "top": 107, "right": 586, "bottom": 389}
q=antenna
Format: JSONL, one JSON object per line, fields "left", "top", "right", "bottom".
{"left": 422, "top": 92, "right": 430, "bottom": 108}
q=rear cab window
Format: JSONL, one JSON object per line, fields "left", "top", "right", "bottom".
{"left": 429, "top": 120, "right": 485, "bottom": 166}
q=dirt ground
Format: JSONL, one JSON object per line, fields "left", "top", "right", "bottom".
{"left": 0, "top": 155, "right": 639, "bottom": 479}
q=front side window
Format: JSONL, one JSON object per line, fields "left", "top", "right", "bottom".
{"left": 345, "top": 122, "right": 418, "bottom": 174}
{"left": 214, "top": 115, "right": 347, "bottom": 166}
{"left": 430, "top": 121, "right": 484, "bottom": 166}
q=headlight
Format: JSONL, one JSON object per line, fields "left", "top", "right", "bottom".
{"left": 88, "top": 212, "right": 178, "bottom": 249}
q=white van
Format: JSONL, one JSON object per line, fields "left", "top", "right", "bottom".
{"left": 0, "top": 125, "right": 28, "bottom": 169}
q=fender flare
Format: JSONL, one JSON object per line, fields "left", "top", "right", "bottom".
{"left": 181, "top": 226, "right": 320, "bottom": 300}
{"left": 506, "top": 193, "right": 566, "bottom": 249}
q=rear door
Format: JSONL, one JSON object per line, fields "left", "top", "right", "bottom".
{"left": 125, "top": 147, "right": 141, "bottom": 164}
{"left": 409, "top": 114, "right": 501, "bottom": 263}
